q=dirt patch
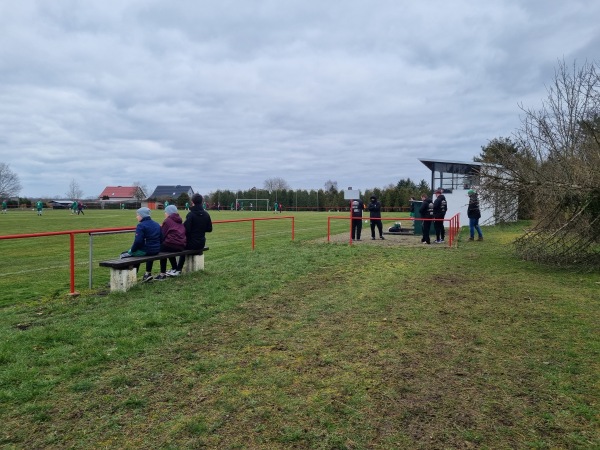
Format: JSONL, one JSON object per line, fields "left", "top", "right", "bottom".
{"left": 313, "top": 231, "right": 449, "bottom": 248}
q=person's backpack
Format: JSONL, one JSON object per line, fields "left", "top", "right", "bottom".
{"left": 441, "top": 199, "right": 447, "bottom": 213}
{"left": 388, "top": 223, "right": 402, "bottom": 232}
{"left": 428, "top": 201, "right": 434, "bottom": 216}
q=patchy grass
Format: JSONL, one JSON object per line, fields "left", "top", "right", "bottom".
{"left": 0, "top": 214, "right": 598, "bottom": 448}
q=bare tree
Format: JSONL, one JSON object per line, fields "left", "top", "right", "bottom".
{"left": 0, "top": 163, "right": 22, "bottom": 198}
{"left": 324, "top": 180, "right": 338, "bottom": 193}
{"left": 132, "top": 181, "right": 147, "bottom": 202}
{"left": 66, "top": 179, "right": 84, "bottom": 200}
{"left": 263, "top": 177, "right": 290, "bottom": 191}
{"left": 480, "top": 59, "right": 600, "bottom": 268}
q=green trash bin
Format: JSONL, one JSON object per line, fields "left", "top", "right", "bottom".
{"left": 412, "top": 201, "right": 434, "bottom": 236}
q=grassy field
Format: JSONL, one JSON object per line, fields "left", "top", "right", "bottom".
{"left": 0, "top": 209, "right": 598, "bottom": 449}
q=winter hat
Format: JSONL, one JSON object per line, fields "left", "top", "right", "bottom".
{"left": 137, "top": 207, "right": 151, "bottom": 218}
{"left": 435, "top": 189, "right": 442, "bottom": 195}
{"left": 467, "top": 189, "right": 476, "bottom": 195}
{"left": 165, "top": 205, "right": 178, "bottom": 215}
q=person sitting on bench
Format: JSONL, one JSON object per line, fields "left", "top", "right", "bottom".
{"left": 172, "top": 194, "right": 213, "bottom": 275}
{"left": 120, "top": 207, "right": 161, "bottom": 282}
{"left": 154, "top": 205, "right": 186, "bottom": 280}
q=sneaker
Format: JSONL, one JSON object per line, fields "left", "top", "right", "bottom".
{"left": 371, "top": 237, "right": 376, "bottom": 240}
{"left": 468, "top": 237, "right": 474, "bottom": 241}
{"left": 380, "top": 236, "right": 385, "bottom": 240}
{"left": 155, "top": 274, "right": 167, "bottom": 281}
{"left": 477, "top": 237, "right": 484, "bottom": 241}
{"left": 165, "top": 269, "right": 176, "bottom": 276}
{"left": 167, "top": 270, "right": 181, "bottom": 277}
{"left": 433, "top": 240, "right": 441, "bottom": 244}
{"left": 142, "top": 273, "right": 153, "bottom": 282}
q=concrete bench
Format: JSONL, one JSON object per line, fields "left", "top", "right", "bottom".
{"left": 99, "top": 248, "right": 209, "bottom": 292}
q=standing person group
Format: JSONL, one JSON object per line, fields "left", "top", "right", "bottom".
{"left": 432, "top": 189, "right": 447, "bottom": 243}
{"left": 467, "top": 189, "right": 484, "bottom": 241}
{"left": 368, "top": 196, "right": 384, "bottom": 240}
{"left": 351, "top": 199, "right": 363, "bottom": 240}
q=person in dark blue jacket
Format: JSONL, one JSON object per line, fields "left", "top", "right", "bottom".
{"left": 351, "top": 199, "right": 363, "bottom": 240}
{"left": 419, "top": 193, "right": 433, "bottom": 244}
{"left": 121, "top": 207, "right": 162, "bottom": 282}
{"left": 368, "top": 195, "right": 384, "bottom": 240}
{"left": 172, "top": 194, "right": 213, "bottom": 276}
{"left": 432, "top": 189, "right": 448, "bottom": 243}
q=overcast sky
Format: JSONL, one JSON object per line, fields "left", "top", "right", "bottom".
{"left": 1, "top": 1, "right": 598, "bottom": 198}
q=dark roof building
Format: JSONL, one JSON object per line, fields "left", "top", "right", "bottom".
{"left": 148, "top": 185, "right": 194, "bottom": 200}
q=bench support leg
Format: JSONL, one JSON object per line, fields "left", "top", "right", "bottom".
{"left": 182, "top": 254, "right": 204, "bottom": 274}
{"left": 110, "top": 267, "right": 138, "bottom": 292}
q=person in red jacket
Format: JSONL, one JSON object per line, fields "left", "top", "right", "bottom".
{"left": 154, "top": 205, "right": 187, "bottom": 280}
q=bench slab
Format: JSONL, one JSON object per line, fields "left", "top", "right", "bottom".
{"left": 100, "top": 248, "right": 208, "bottom": 292}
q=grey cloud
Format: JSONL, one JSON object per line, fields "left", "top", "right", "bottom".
{"left": 1, "top": 1, "right": 599, "bottom": 197}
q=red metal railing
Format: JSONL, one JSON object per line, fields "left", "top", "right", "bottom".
{"left": 0, "top": 227, "right": 135, "bottom": 296}
{"left": 212, "top": 216, "right": 295, "bottom": 250}
{"left": 0, "top": 216, "right": 295, "bottom": 296}
{"left": 327, "top": 214, "right": 460, "bottom": 246}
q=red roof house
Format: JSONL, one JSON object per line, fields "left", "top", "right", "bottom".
{"left": 99, "top": 186, "right": 143, "bottom": 202}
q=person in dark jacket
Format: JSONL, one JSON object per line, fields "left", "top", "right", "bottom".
{"left": 467, "top": 189, "right": 483, "bottom": 241}
{"left": 351, "top": 199, "right": 363, "bottom": 240}
{"left": 432, "top": 189, "right": 447, "bottom": 243}
{"left": 368, "top": 195, "right": 384, "bottom": 240}
{"left": 121, "top": 207, "right": 161, "bottom": 282}
{"left": 419, "top": 193, "right": 433, "bottom": 244}
{"left": 153, "top": 205, "right": 187, "bottom": 280}
{"left": 172, "top": 193, "right": 213, "bottom": 275}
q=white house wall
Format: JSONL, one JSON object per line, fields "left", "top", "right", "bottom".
{"left": 442, "top": 189, "right": 497, "bottom": 227}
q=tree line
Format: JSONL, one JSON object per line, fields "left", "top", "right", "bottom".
{"left": 205, "top": 178, "right": 430, "bottom": 211}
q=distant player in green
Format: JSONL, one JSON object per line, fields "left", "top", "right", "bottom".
{"left": 71, "top": 200, "right": 77, "bottom": 214}
{"left": 36, "top": 200, "right": 44, "bottom": 216}
{"left": 1, "top": 200, "right": 7, "bottom": 214}
{"left": 273, "top": 202, "right": 278, "bottom": 213}
{"left": 164, "top": 201, "right": 169, "bottom": 209}
{"left": 185, "top": 202, "right": 189, "bottom": 211}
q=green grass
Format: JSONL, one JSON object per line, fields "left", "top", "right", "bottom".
{"left": 0, "top": 210, "right": 598, "bottom": 449}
